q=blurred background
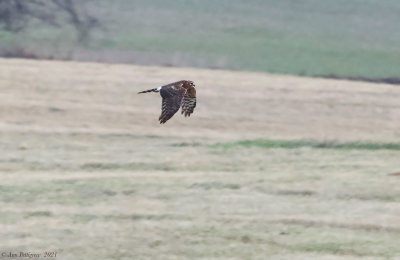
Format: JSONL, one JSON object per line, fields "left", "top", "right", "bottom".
{"left": 2, "top": 0, "right": 400, "bottom": 79}
{"left": 0, "top": 1, "right": 400, "bottom": 260}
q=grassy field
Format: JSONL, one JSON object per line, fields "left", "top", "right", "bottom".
{"left": 1, "top": 0, "right": 400, "bottom": 78}
{"left": 0, "top": 58, "right": 400, "bottom": 259}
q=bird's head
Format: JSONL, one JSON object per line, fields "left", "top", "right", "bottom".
{"left": 186, "top": 80, "right": 195, "bottom": 87}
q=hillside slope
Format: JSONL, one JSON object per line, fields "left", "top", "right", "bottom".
{"left": 1, "top": 58, "right": 399, "bottom": 141}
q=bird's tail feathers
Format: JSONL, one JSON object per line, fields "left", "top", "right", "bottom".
{"left": 138, "top": 88, "right": 159, "bottom": 94}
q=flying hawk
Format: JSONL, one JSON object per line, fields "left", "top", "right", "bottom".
{"left": 138, "top": 80, "right": 197, "bottom": 124}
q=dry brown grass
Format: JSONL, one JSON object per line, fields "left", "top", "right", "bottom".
{"left": 0, "top": 58, "right": 399, "bottom": 260}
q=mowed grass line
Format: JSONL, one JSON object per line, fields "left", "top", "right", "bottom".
{"left": 213, "top": 139, "right": 400, "bottom": 151}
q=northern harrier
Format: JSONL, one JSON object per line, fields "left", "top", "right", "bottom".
{"left": 138, "top": 80, "right": 197, "bottom": 124}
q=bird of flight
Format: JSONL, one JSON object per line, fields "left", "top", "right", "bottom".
{"left": 138, "top": 80, "right": 197, "bottom": 124}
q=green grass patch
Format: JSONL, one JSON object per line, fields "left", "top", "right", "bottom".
{"left": 25, "top": 211, "right": 53, "bottom": 218}
{"left": 171, "top": 142, "right": 203, "bottom": 147}
{"left": 213, "top": 139, "right": 400, "bottom": 151}
{"left": 297, "top": 242, "right": 367, "bottom": 256}
{"left": 189, "top": 182, "right": 241, "bottom": 190}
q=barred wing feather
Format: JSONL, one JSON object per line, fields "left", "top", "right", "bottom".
{"left": 159, "top": 85, "right": 186, "bottom": 124}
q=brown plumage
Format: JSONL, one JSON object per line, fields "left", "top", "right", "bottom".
{"left": 138, "top": 80, "right": 197, "bottom": 124}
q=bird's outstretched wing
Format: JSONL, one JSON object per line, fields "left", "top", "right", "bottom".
{"left": 181, "top": 86, "right": 196, "bottom": 117}
{"left": 159, "top": 84, "right": 186, "bottom": 124}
